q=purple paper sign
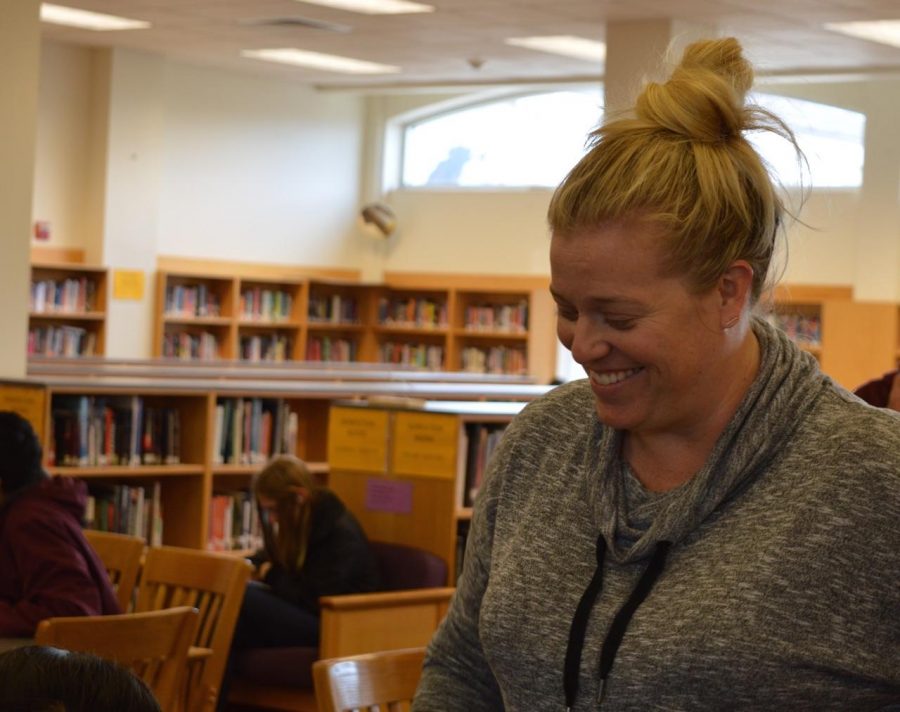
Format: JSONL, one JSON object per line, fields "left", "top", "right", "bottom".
{"left": 365, "top": 479, "right": 413, "bottom": 514}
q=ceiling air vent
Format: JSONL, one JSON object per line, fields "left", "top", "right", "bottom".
{"left": 240, "top": 16, "right": 352, "bottom": 33}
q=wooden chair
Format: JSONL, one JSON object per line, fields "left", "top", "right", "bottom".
{"left": 34, "top": 606, "right": 199, "bottom": 712}
{"left": 312, "top": 647, "right": 426, "bottom": 712}
{"left": 83, "top": 529, "right": 146, "bottom": 612}
{"left": 135, "top": 546, "right": 252, "bottom": 712}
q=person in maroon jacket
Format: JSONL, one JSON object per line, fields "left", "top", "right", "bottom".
{"left": 0, "top": 411, "right": 120, "bottom": 637}
{"left": 854, "top": 369, "right": 900, "bottom": 411}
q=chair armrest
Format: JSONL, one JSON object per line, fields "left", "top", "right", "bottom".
{"left": 319, "top": 587, "right": 455, "bottom": 612}
{"left": 318, "top": 587, "right": 455, "bottom": 659}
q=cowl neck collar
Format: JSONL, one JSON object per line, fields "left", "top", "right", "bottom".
{"left": 586, "top": 316, "right": 829, "bottom": 564}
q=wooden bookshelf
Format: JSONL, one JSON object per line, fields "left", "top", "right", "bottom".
{"left": 154, "top": 266, "right": 557, "bottom": 382}
{"left": 770, "top": 284, "right": 899, "bottom": 391}
{"left": 1, "top": 373, "right": 546, "bottom": 555}
{"left": 29, "top": 263, "right": 108, "bottom": 358}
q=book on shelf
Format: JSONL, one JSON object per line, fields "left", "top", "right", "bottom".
{"left": 308, "top": 293, "right": 359, "bottom": 324}
{"left": 208, "top": 490, "right": 262, "bottom": 552}
{"left": 462, "top": 422, "right": 508, "bottom": 507}
{"left": 461, "top": 345, "right": 527, "bottom": 375}
{"left": 214, "top": 398, "right": 298, "bottom": 466}
{"left": 85, "top": 481, "right": 163, "bottom": 546}
{"left": 378, "top": 342, "right": 444, "bottom": 369}
{"left": 240, "top": 287, "right": 293, "bottom": 322}
{"left": 162, "top": 331, "right": 219, "bottom": 360}
{"left": 464, "top": 300, "right": 528, "bottom": 333}
{"left": 378, "top": 297, "right": 448, "bottom": 328}
{"left": 50, "top": 395, "right": 180, "bottom": 467}
{"left": 164, "top": 283, "right": 221, "bottom": 317}
{"left": 28, "top": 325, "right": 97, "bottom": 357}
{"left": 31, "top": 277, "right": 96, "bottom": 314}
{"left": 306, "top": 336, "right": 357, "bottom": 362}
{"left": 240, "top": 333, "right": 292, "bottom": 362}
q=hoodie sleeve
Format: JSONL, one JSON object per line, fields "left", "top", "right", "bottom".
{"left": 0, "top": 511, "right": 113, "bottom": 637}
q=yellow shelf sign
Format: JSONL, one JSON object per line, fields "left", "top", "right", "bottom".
{"left": 0, "top": 383, "right": 47, "bottom": 438}
{"left": 392, "top": 411, "right": 457, "bottom": 479}
{"left": 327, "top": 406, "right": 389, "bottom": 473}
{"left": 113, "top": 269, "right": 145, "bottom": 301}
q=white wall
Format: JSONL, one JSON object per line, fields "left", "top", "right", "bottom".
{"left": 157, "top": 62, "right": 365, "bottom": 268}
{"left": 32, "top": 41, "right": 94, "bottom": 251}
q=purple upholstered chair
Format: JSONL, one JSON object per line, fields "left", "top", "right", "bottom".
{"left": 227, "top": 541, "right": 451, "bottom": 711}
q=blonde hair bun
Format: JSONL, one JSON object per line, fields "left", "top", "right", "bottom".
{"left": 636, "top": 37, "right": 753, "bottom": 143}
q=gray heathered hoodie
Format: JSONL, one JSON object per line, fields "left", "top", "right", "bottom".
{"left": 414, "top": 318, "right": 900, "bottom": 711}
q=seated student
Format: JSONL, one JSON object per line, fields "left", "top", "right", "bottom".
{"left": 854, "top": 368, "right": 900, "bottom": 410}
{"left": 0, "top": 644, "right": 161, "bottom": 712}
{"left": 218, "top": 454, "right": 381, "bottom": 708}
{"left": 0, "top": 411, "right": 119, "bottom": 637}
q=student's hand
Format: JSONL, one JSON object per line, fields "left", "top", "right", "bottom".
{"left": 888, "top": 372, "right": 900, "bottom": 412}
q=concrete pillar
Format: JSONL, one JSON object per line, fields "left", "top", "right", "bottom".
{"left": 604, "top": 19, "right": 718, "bottom": 115}
{"left": 0, "top": 0, "right": 41, "bottom": 378}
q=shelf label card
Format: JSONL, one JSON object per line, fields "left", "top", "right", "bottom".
{"left": 392, "top": 411, "right": 457, "bottom": 479}
{"left": 113, "top": 269, "right": 145, "bottom": 301}
{"left": 0, "top": 384, "right": 47, "bottom": 438}
{"left": 365, "top": 478, "right": 413, "bottom": 514}
{"left": 327, "top": 406, "right": 389, "bottom": 473}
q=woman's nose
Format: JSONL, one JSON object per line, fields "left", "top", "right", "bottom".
{"left": 569, "top": 318, "right": 611, "bottom": 366}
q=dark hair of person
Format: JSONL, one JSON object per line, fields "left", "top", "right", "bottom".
{"left": 254, "top": 454, "right": 320, "bottom": 572}
{"left": 0, "top": 645, "right": 161, "bottom": 712}
{"left": 0, "top": 411, "right": 46, "bottom": 497}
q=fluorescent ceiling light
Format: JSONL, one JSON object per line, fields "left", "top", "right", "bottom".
{"left": 291, "top": 0, "right": 434, "bottom": 14}
{"left": 40, "top": 3, "right": 150, "bottom": 31}
{"left": 242, "top": 48, "right": 401, "bottom": 74}
{"left": 505, "top": 35, "right": 606, "bottom": 63}
{"left": 824, "top": 19, "right": 900, "bottom": 49}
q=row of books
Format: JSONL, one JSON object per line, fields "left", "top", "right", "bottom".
{"left": 51, "top": 395, "right": 181, "bottom": 467}
{"left": 461, "top": 346, "right": 528, "bottom": 375}
{"left": 306, "top": 336, "right": 357, "bottom": 362}
{"left": 31, "top": 277, "right": 98, "bottom": 314}
{"left": 239, "top": 334, "right": 293, "bottom": 362}
{"left": 378, "top": 342, "right": 444, "bottom": 369}
{"left": 463, "top": 301, "right": 528, "bottom": 333}
{"left": 239, "top": 287, "right": 294, "bottom": 323}
{"left": 770, "top": 313, "right": 822, "bottom": 346}
{"left": 213, "top": 398, "right": 299, "bottom": 466}
{"left": 378, "top": 297, "right": 448, "bottom": 329}
{"left": 308, "top": 294, "right": 360, "bottom": 324}
{"left": 461, "top": 422, "right": 507, "bottom": 507}
{"left": 208, "top": 490, "right": 263, "bottom": 552}
{"left": 161, "top": 331, "right": 219, "bottom": 360}
{"left": 28, "top": 325, "right": 97, "bottom": 357}
{"left": 85, "top": 482, "right": 164, "bottom": 546}
{"left": 164, "top": 284, "right": 221, "bottom": 318}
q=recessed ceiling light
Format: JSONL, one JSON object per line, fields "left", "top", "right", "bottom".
{"left": 824, "top": 19, "right": 900, "bottom": 49}
{"left": 505, "top": 35, "right": 606, "bottom": 63}
{"left": 40, "top": 3, "right": 150, "bottom": 31}
{"left": 241, "top": 48, "right": 401, "bottom": 74}
{"left": 291, "top": 0, "right": 434, "bottom": 14}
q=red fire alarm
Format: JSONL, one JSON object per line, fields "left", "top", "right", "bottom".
{"left": 34, "top": 220, "right": 51, "bottom": 241}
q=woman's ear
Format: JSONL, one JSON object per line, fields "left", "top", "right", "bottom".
{"left": 717, "top": 260, "right": 754, "bottom": 329}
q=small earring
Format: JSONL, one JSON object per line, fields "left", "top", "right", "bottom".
{"left": 723, "top": 315, "right": 739, "bottom": 330}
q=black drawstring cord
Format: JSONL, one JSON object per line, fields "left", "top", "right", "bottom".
{"left": 563, "top": 534, "right": 606, "bottom": 711}
{"left": 563, "top": 538, "right": 672, "bottom": 711}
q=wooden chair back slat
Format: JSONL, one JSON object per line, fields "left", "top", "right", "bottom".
{"left": 34, "top": 606, "right": 199, "bottom": 712}
{"left": 83, "top": 529, "right": 145, "bottom": 612}
{"left": 135, "top": 546, "right": 251, "bottom": 712}
{"left": 312, "top": 648, "right": 426, "bottom": 712}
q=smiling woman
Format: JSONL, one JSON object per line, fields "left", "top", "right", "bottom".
{"left": 413, "top": 36, "right": 900, "bottom": 712}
